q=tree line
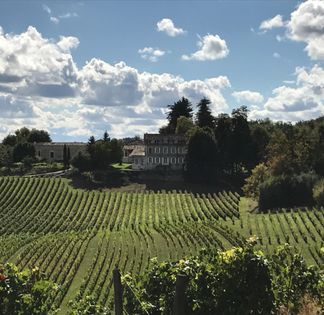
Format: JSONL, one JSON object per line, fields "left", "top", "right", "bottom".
{"left": 159, "top": 97, "right": 324, "bottom": 209}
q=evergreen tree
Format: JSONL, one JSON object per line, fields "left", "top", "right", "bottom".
{"left": 164, "top": 97, "right": 193, "bottom": 134}
{"left": 103, "top": 131, "right": 110, "bottom": 142}
{"left": 196, "top": 98, "right": 215, "bottom": 129}
{"left": 63, "top": 144, "right": 68, "bottom": 169}
{"left": 67, "top": 147, "right": 71, "bottom": 167}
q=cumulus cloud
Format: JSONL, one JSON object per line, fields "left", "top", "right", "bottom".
{"left": 250, "top": 64, "right": 324, "bottom": 121}
{"left": 273, "top": 52, "right": 280, "bottom": 58}
{"left": 138, "top": 47, "right": 166, "bottom": 62}
{"left": 259, "top": 14, "right": 285, "bottom": 30}
{"left": 156, "top": 18, "right": 186, "bottom": 37}
{"left": 0, "top": 26, "right": 78, "bottom": 97}
{"left": 182, "top": 34, "right": 229, "bottom": 61}
{"left": 287, "top": 0, "right": 324, "bottom": 60}
{"left": 232, "top": 90, "right": 264, "bottom": 104}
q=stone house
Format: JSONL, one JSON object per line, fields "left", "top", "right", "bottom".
{"left": 33, "top": 142, "right": 86, "bottom": 162}
{"left": 123, "top": 134, "right": 187, "bottom": 170}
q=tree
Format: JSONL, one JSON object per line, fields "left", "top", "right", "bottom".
{"left": 196, "top": 97, "right": 215, "bottom": 129}
{"left": 14, "top": 127, "right": 31, "bottom": 143}
{"left": 230, "top": 106, "right": 254, "bottom": 172}
{"left": 0, "top": 144, "right": 10, "bottom": 166}
{"left": 27, "top": 129, "right": 51, "bottom": 143}
{"left": 103, "top": 131, "right": 110, "bottom": 142}
{"left": 67, "top": 147, "right": 71, "bottom": 167}
{"left": 186, "top": 127, "right": 219, "bottom": 182}
{"left": 71, "top": 152, "right": 92, "bottom": 172}
{"left": 2, "top": 134, "right": 17, "bottom": 146}
{"left": 164, "top": 97, "right": 193, "bottom": 134}
{"left": 12, "top": 142, "right": 35, "bottom": 162}
{"left": 175, "top": 116, "right": 195, "bottom": 135}
{"left": 63, "top": 145, "right": 69, "bottom": 169}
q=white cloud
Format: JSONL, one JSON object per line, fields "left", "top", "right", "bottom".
{"left": 287, "top": 0, "right": 324, "bottom": 60}
{"left": 259, "top": 14, "right": 285, "bottom": 30}
{"left": 156, "top": 18, "right": 186, "bottom": 37}
{"left": 42, "top": 4, "right": 77, "bottom": 24}
{"left": 138, "top": 47, "right": 166, "bottom": 62}
{"left": 232, "top": 90, "right": 264, "bottom": 104}
{"left": 273, "top": 52, "right": 280, "bottom": 58}
{"left": 0, "top": 26, "right": 78, "bottom": 97}
{"left": 250, "top": 64, "right": 324, "bottom": 121}
{"left": 50, "top": 17, "right": 60, "bottom": 24}
{"left": 182, "top": 34, "right": 229, "bottom": 61}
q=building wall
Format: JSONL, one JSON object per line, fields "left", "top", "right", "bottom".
{"left": 143, "top": 134, "right": 187, "bottom": 170}
{"left": 34, "top": 143, "right": 86, "bottom": 162}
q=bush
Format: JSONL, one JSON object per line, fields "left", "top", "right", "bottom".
{"left": 71, "top": 152, "right": 92, "bottom": 172}
{"left": 123, "top": 239, "right": 275, "bottom": 315}
{"left": 0, "top": 264, "right": 58, "bottom": 314}
{"left": 313, "top": 179, "right": 324, "bottom": 206}
{"left": 258, "top": 173, "right": 318, "bottom": 211}
{"left": 122, "top": 241, "right": 323, "bottom": 315}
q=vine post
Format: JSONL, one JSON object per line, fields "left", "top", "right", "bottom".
{"left": 174, "top": 274, "right": 188, "bottom": 315}
{"left": 113, "top": 267, "right": 123, "bottom": 315}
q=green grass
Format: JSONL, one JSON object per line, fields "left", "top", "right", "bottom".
{"left": 110, "top": 162, "right": 132, "bottom": 170}
{"left": 0, "top": 177, "right": 322, "bottom": 313}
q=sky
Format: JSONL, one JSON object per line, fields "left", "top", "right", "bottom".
{"left": 0, "top": 0, "right": 323, "bottom": 141}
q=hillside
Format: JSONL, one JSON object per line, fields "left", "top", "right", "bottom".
{"left": 0, "top": 176, "right": 323, "bottom": 313}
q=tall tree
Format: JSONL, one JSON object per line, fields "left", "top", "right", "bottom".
{"left": 63, "top": 145, "right": 68, "bottom": 169}
{"left": 103, "top": 131, "right": 110, "bottom": 142}
{"left": 164, "top": 97, "right": 193, "bottom": 134}
{"left": 186, "top": 127, "right": 219, "bottom": 182}
{"left": 175, "top": 116, "right": 195, "bottom": 135}
{"left": 196, "top": 98, "right": 215, "bottom": 129}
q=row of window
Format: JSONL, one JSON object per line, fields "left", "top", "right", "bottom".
{"left": 38, "top": 151, "right": 55, "bottom": 158}
{"left": 147, "top": 139, "right": 186, "bottom": 145}
{"left": 147, "top": 146, "right": 186, "bottom": 154}
{"left": 147, "top": 157, "right": 184, "bottom": 164}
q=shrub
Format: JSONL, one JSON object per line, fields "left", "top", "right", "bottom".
{"left": 258, "top": 173, "right": 318, "bottom": 211}
{"left": 0, "top": 264, "right": 58, "bottom": 314}
{"left": 313, "top": 179, "right": 324, "bottom": 206}
{"left": 243, "top": 163, "right": 270, "bottom": 200}
{"left": 123, "top": 239, "right": 275, "bottom": 315}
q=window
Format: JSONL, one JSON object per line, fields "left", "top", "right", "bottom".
{"left": 148, "top": 157, "right": 153, "bottom": 164}
{"left": 155, "top": 147, "right": 160, "bottom": 154}
{"left": 177, "top": 147, "right": 181, "bottom": 154}
{"left": 50, "top": 151, "right": 54, "bottom": 159}
{"left": 171, "top": 147, "right": 175, "bottom": 154}
{"left": 38, "top": 150, "right": 41, "bottom": 157}
{"left": 182, "top": 147, "right": 186, "bottom": 154}
{"left": 148, "top": 147, "right": 152, "bottom": 154}
{"left": 163, "top": 157, "right": 168, "bottom": 164}
{"left": 163, "top": 147, "right": 168, "bottom": 154}
{"left": 171, "top": 157, "right": 176, "bottom": 164}
{"left": 134, "top": 158, "right": 138, "bottom": 164}
{"left": 155, "top": 157, "right": 160, "bottom": 164}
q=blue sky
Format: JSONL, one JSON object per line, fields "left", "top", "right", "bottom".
{"left": 0, "top": 0, "right": 323, "bottom": 141}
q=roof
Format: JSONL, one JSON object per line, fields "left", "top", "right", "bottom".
{"left": 129, "top": 145, "right": 145, "bottom": 157}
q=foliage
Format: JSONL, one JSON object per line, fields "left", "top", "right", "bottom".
{"left": 123, "top": 241, "right": 323, "bottom": 315}
{"left": 243, "top": 163, "right": 270, "bottom": 200}
{"left": 175, "top": 116, "right": 194, "bottom": 135}
{"left": 71, "top": 152, "right": 92, "bottom": 172}
{"left": 195, "top": 97, "right": 214, "bottom": 129}
{"left": 0, "top": 145, "right": 10, "bottom": 167}
{"left": 0, "top": 263, "right": 58, "bottom": 315}
{"left": 161, "top": 97, "right": 193, "bottom": 134}
{"left": 2, "top": 128, "right": 51, "bottom": 147}
{"left": 186, "top": 127, "right": 218, "bottom": 182}
{"left": 270, "top": 244, "right": 323, "bottom": 314}
{"left": 259, "top": 173, "right": 318, "bottom": 210}
{"left": 69, "top": 296, "right": 110, "bottom": 315}
{"left": 313, "top": 179, "right": 324, "bottom": 206}
{"left": 12, "top": 142, "right": 35, "bottom": 162}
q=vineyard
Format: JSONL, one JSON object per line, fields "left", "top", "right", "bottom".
{"left": 0, "top": 176, "right": 323, "bottom": 313}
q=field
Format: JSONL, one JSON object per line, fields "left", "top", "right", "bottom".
{"left": 0, "top": 176, "right": 323, "bottom": 313}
